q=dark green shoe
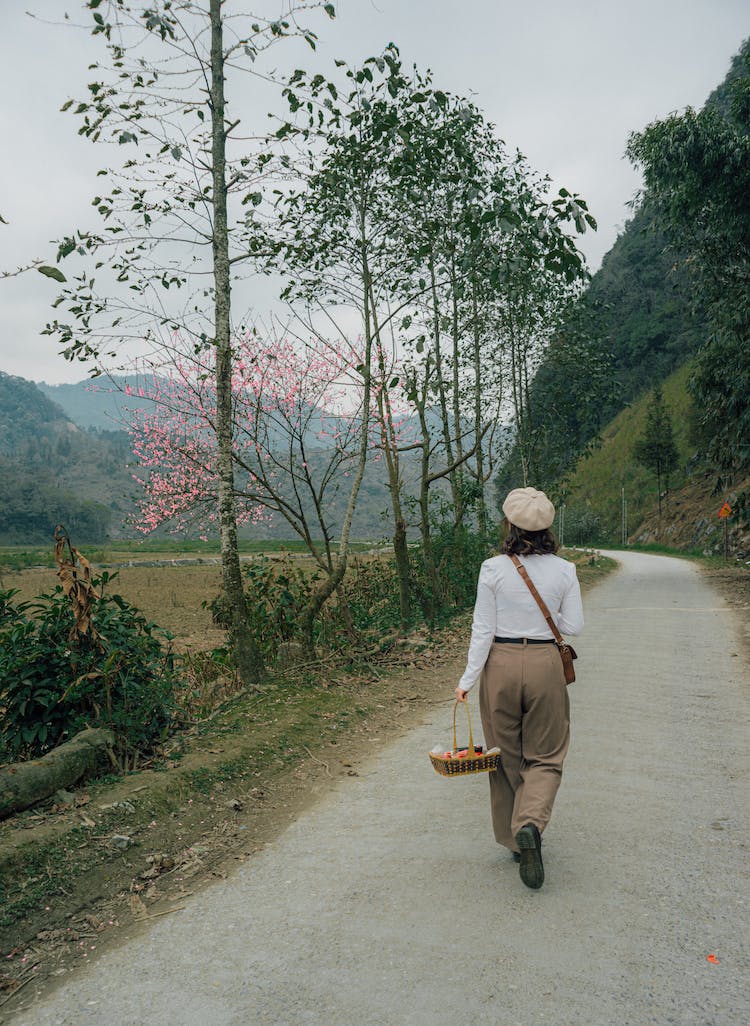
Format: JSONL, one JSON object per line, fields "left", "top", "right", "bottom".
{"left": 515, "top": 823, "right": 544, "bottom": 889}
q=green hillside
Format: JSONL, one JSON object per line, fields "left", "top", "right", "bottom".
{"left": 560, "top": 363, "right": 695, "bottom": 544}
{"left": 0, "top": 372, "right": 133, "bottom": 544}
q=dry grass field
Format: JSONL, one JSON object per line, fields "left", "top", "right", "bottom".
{"left": 4, "top": 563, "right": 228, "bottom": 652}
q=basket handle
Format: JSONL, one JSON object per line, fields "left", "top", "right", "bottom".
{"left": 452, "top": 700, "right": 475, "bottom": 754}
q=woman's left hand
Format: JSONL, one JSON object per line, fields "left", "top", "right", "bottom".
{"left": 455, "top": 687, "right": 467, "bottom": 703}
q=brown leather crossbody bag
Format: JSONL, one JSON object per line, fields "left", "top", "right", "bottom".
{"left": 509, "top": 554, "right": 578, "bottom": 685}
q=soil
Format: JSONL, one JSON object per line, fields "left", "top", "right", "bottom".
{"left": 0, "top": 552, "right": 613, "bottom": 1016}
{"left": 630, "top": 469, "right": 750, "bottom": 557}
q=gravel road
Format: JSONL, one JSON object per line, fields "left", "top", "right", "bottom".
{"left": 9, "top": 551, "right": 749, "bottom": 1026}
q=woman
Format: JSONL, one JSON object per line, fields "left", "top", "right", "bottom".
{"left": 455, "top": 487, "right": 583, "bottom": 890}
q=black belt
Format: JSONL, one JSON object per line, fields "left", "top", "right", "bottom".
{"left": 494, "top": 636, "right": 556, "bottom": 645}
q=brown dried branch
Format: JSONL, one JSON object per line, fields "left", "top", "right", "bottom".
{"left": 53, "top": 525, "right": 101, "bottom": 642}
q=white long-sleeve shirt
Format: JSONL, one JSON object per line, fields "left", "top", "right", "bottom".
{"left": 457, "top": 553, "right": 584, "bottom": 693}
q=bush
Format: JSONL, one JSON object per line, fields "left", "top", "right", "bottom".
{"left": 0, "top": 576, "right": 179, "bottom": 767}
{"left": 559, "top": 506, "right": 610, "bottom": 546}
{"left": 203, "top": 531, "right": 496, "bottom": 669}
{"left": 412, "top": 526, "right": 498, "bottom": 622}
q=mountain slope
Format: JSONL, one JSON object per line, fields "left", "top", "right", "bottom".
{"left": 0, "top": 372, "right": 132, "bottom": 544}
{"left": 560, "top": 363, "right": 695, "bottom": 544}
{"left": 37, "top": 376, "right": 158, "bottom": 431}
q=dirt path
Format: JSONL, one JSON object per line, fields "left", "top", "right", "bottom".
{"left": 6, "top": 551, "right": 749, "bottom": 1026}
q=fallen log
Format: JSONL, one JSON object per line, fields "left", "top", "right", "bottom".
{"left": 0, "top": 728, "right": 115, "bottom": 819}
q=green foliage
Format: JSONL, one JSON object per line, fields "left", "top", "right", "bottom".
{"left": 586, "top": 204, "right": 705, "bottom": 411}
{"left": 495, "top": 296, "right": 618, "bottom": 499}
{"left": 213, "top": 555, "right": 405, "bottom": 660}
{"left": 412, "top": 527, "right": 497, "bottom": 623}
{"left": 0, "top": 458, "right": 112, "bottom": 545}
{"left": 627, "top": 41, "right": 750, "bottom": 481}
{"left": 562, "top": 364, "right": 695, "bottom": 542}
{"left": 0, "top": 578, "right": 179, "bottom": 765}
{"left": 0, "top": 372, "right": 136, "bottom": 544}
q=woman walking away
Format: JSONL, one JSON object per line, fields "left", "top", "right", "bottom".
{"left": 455, "top": 487, "right": 583, "bottom": 890}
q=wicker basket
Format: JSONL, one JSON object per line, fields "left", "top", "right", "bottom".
{"left": 429, "top": 701, "right": 500, "bottom": 777}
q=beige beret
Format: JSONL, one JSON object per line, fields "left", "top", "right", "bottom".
{"left": 502, "top": 487, "right": 556, "bottom": 531}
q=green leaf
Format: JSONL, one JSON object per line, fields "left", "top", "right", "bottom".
{"left": 38, "top": 266, "right": 67, "bottom": 283}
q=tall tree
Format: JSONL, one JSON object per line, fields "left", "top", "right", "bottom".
{"left": 273, "top": 51, "right": 593, "bottom": 620}
{"left": 633, "top": 385, "right": 679, "bottom": 522}
{"left": 269, "top": 49, "right": 433, "bottom": 626}
{"left": 39, "top": 0, "right": 336, "bottom": 685}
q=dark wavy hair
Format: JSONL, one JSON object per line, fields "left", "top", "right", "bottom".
{"left": 500, "top": 518, "right": 558, "bottom": 556}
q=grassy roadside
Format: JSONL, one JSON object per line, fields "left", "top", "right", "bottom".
{"left": 0, "top": 552, "right": 615, "bottom": 1011}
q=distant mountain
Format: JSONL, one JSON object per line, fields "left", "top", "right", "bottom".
{"left": 0, "top": 372, "right": 80, "bottom": 453}
{"left": 37, "top": 375, "right": 159, "bottom": 431}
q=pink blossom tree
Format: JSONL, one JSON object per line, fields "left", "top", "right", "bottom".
{"left": 128, "top": 329, "right": 373, "bottom": 653}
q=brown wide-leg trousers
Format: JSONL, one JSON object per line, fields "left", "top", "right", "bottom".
{"left": 478, "top": 641, "right": 570, "bottom": 851}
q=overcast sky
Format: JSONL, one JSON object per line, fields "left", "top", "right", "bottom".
{"left": 1, "top": 0, "right": 748, "bottom": 384}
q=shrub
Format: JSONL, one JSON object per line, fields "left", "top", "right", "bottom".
{"left": 213, "top": 533, "right": 495, "bottom": 664}
{"left": 412, "top": 527, "right": 498, "bottom": 622}
{"left": 0, "top": 577, "right": 179, "bottom": 768}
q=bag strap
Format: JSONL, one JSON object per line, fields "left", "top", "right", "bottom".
{"left": 509, "top": 554, "right": 565, "bottom": 646}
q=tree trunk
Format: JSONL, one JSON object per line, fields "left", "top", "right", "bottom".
{"left": 656, "top": 464, "right": 663, "bottom": 526}
{"left": 417, "top": 401, "right": 440, "bottom": 623}
{"left": 0, "top": 729, "right": 115, "bottom": 819}
{"left": 450, "top": 258, "right": 465, "bottom": 529}
{"left": 429, "top": 259, "right": 459, "bottom": 514}
{"left": 472, "top": 278, "right": 487, "bottom": 534}
{"left": 368, "top": 290, "right": 412, "bottom": 627}
{"left": 210, "top": 0, "right": 263, "bottom": 685}
{"left": 302, "top": 560, "right": 347, "bottom": 656}
{"left": 392, "top": 515, "right": 412, "bottom": 626}
{"left": 299, "top": 210, "right": 375, "bottom": 656}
